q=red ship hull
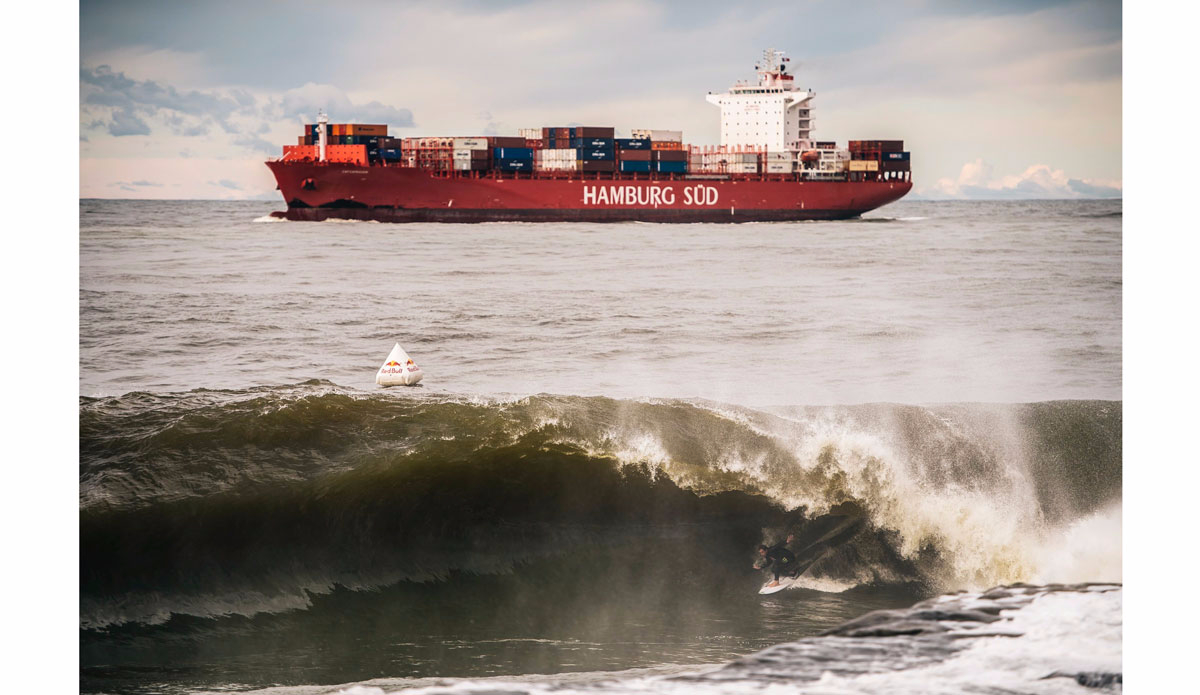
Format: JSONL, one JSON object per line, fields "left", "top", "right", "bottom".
{"left": 266, "top": 161, "right": 911, "bottom": 223}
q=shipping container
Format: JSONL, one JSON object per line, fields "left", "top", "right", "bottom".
{"left": 452, "top": 149, "right": 489, "bottom": 160}
{"left": 577, "top": 160, "right": 616, "bottom": 172}
{"left": 633, "top": 129, "right": 683, "bottom": 142}
{"left": 765, "top": 161, "right": 793, "bottom": 173}
{"left": 764, "top": 152, "right": 791, "bottom": 162}
{"left": 453, "top": 160, "right": 490, "bottom": 171}
{"left": 578, "top": 149, "right": 615, "bottom": 161}
{"left": 575, "top": 126, "right": 615, "bottom": 138}
{"left": 849, "top": 140, "right": 903, "bottom": 153}
{"left": 570, "top": 137, "right": 615, "bottom": 149}
{"left": 615, "top": 138, "right": 651, "bottom": 150}
{"left": 535, "top": 160, "right": 576, "bottom": 171}
{"left": 324, "top": 144, "right": 368, "bottom": 165}
{"left": 653, "top": 149, "right": 688, "bottom": 162}
{"left": 656, "top": 161, "right": 687, "bottom": 174}
{"left": 281, "top": 145, "right": 318, "bottom": 160}
{"left": 880, "top": 159, "right": 910, "bottom": 171}
{"left": 883, "top": 151, "right": 910, "bottom": 161}
{"left": 453, "top": 138, "right": 489, "bottom": 149}
{"left": 495, "top": 158, "right": 532, "bottom": 171}
{"left": 489, "top": 136, "right": 527, "bottom": 148}
{"left": 619, "top": 160, "right": 652, "bottom": 173}
{"left": 518, "top": 128, "right": 541, "bottom": 139}
{"left": 617, "top": 149, "right": 651, "bottom": 161}
{"left": 346, "top": 124, "right": 388, "bottom": 136}
{"left": 493, "top": 147, "right": 533, "bottom": 159}
{"left": 848, "top": 160, "right": 879, "bottom": 172}
{"left": 379, "top": 148, "right": 404, "bottom": 160}
{"left": 536, "top": 148, "right": 577, "bottom": 161}
{"left": 650, "top": 141, "right": 685, "bottom": 151}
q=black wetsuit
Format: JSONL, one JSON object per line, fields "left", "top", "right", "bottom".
{"left": 762, "top": 544, "right": 797, "bottom": 581}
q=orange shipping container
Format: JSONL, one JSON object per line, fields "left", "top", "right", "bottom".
{"left": 281, "top": 145, "right": 318, "bottom": 161}
{"left": 651, "top": 141, "right": 684, "bottom": 151}
{"left": 324, "top": 144, "right": 368, "bottom": 165}
{"left": 346, "top": 124, "right": 388, "bottom": 136}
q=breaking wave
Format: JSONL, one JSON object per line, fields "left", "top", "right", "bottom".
{"left": 80, "top": 383, "right": 1121, "bottom": 631}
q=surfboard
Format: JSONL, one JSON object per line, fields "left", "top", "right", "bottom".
{"left": 759, "top": 577, "right": 797, "bottom": 595}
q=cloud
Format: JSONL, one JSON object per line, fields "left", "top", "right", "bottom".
{"left": 79, "top": 66, "right": 253, "bottom": 139}
{"left": 208, "top": 179, "right": 243, "bottom": 191}
{"left": 923, "top": 159, "right": 1121, "bottom": 199}
{"left": 107, "top": 107, "right": 151, "bottom": 136}
{"left": 108, "top": 180, "right": 163, "bottom": 188}
{"left": 265, "top": 83, "right": 415, "bottom": 127}
{"left": 233, "top": 134, "right": 277, "bottom": 154}
{"left": 80, "top": 65, "right": 416, "bottom": 159}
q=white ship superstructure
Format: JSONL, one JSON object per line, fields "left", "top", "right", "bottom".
{"left": 705, "top": 48, "right": 814, "bottom": 152}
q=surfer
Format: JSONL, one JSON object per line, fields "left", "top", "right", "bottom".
{"left": 757, "top": 543, "right": 798, "bottom": 586}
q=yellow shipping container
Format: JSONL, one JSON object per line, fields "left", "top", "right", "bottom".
{"left": 848, "top": 160, "right": 879, "bottom": 172}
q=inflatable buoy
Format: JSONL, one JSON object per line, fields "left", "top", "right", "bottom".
{"left": 375, "top": 343, "right": 423, "bottom": 386}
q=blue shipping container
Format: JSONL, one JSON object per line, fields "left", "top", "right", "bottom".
{"left": 570, "top": 137, "right": 615, "bottom": 149}
{"left": 493, "top": 147, "right": 533, "bottom": 159}
{"left": 379, "top": 149, "right": 404, "bottom": 160}
{"left": 496, "top": 159, "right": 532, "bottom": 171}
{"left": 656, "top": 161, "right": 687, "bottom": 173}
{"left": 579, "top": 149, "right": 615, "bottom": 160}
{"left": 616, "top": 138, "right": 651, "bottom": 150}
{"left": 619, "top": 161, "right": 651, "bottom": 173}
{"left": 883, "top": 151, "right": 911, "bottom": 161}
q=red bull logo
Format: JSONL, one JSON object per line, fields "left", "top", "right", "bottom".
{"left": 385, "top": 361, "right": 401, "bottom": 367}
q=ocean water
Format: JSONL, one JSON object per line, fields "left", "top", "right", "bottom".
{"left": 79, "top": 199, "right": 1122, "bottom": 694}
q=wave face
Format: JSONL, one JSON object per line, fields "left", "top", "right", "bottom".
{"left": 80, "top": 382, "right": 1121, "bottom": 635}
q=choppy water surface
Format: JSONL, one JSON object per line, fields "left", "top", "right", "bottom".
{"left": 79, "top": 199, "right": 1121, "bottom": 694}
{"left": 80, "top": 199, "right": 1121, "bottom": 404}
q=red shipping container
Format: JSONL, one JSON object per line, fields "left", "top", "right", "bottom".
{"left": 575, "top": 126, "right": 615, "bottom": 138}
{"left": 577, "top": 160, "right": 615, "bottom": 172}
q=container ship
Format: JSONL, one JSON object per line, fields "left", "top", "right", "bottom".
{"left": 266, "top": 49, "right": 911, "bottom": 223}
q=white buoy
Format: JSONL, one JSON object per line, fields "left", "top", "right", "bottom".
{"left": 375, "top": 343, "right": 423, "bottom": 386}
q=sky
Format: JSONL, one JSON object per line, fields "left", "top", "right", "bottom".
{"left": 78, "top": 0, "right": 1121, "bottom": 200}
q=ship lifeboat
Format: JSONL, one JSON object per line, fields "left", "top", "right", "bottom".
{"left": 800, "top": 150, "right": 821, "bottom": 163}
